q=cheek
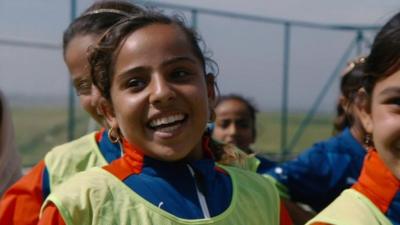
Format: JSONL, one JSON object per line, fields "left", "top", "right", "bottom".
{"left": 112, "top": 94, "right": 145, "bottom": 136}
{"left": 212, "top": 127, "right": 226, "bottom": 140}
{"left": 79, "top": 96, "right": 96, "bottom": 114}
{"left": 372, "top": 107, "right": 400, "bottom": 148}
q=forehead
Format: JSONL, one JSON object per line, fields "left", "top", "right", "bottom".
{"left": 215, "top": 99, "right": 252, "bottom": 117}
{"left": 115, "top": 23, "right": 198, "bottom": 67}
{"left": 65, "top": 34, "right": 97, "bottom": 61}
{"left": 373, "top": 70, "right": 400, "bottom": 95}
{"left": 65, "top": 34, "right": 97, "bottom": 79}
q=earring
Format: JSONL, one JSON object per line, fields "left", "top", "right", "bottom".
{"left": 364, "top": 133, "right": 373, "bottom": 147}
{"left": 108, "top": 127, "right": 120, "bottom": 144}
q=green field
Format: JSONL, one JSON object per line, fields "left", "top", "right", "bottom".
{"left": 11, "top": 106, "right": 335, "bottom": 167}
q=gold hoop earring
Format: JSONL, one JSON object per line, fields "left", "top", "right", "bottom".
{"left": 108, "top": 127, "right": 120, "bottom": 144}
{"left": 364, "top": 133, "right": 373, "bottom": 147}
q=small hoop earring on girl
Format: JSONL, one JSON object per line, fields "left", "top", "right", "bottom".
{"left": 364, "top": 133, "right": 373, "bottom": 148}
{"left": 108, "top": 127, "right": 120, "bottom": 144}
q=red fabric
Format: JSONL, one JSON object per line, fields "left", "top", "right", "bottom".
{"left": 352, "top": 149, "right": 400, "bottom": 213}
{"left": 95, "top": 128, "right": 106, "bottom": 143}
{"left": 102, "top": 138, "right": 144, "bottom": 180}
{"left": 0, "top": 161, "right": 45, "bottom": 225}
{"left": 214, "top": 165, "right": 228, "bottom": 175}
{"left": 280, "top": 200, "right": 294, "bottom": 225}
{"left": 202, "top": 136, "right": 215, "bottom": 159}
{"left": 37, "top": 203, "right": 66, "bottom": 225}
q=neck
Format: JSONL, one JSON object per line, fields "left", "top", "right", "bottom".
{"left": 182, "top": 141, "right": 204, "bottom": 162}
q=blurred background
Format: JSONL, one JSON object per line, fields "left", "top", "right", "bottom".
{"left": 1, "top": 0, "right": 399, "bottom": 167}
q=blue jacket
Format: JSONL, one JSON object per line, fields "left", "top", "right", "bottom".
{"left": 267, "top": 128, "right": 366, "bottom": 212}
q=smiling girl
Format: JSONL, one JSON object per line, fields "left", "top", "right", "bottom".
{"left": 38, "top": 8, "right": 286, "bottom": 225}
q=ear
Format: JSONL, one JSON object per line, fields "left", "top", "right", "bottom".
{"left": 205, "top": 73, "right": 216, "bottom": 107}
{"left": 99, "top": 97, "right": 118, "bottom": 130}
{"left": 355, "top": 88, "right": 373, "bottom": 133}
{"left": 339, "top": 95, "right": 349, "bottom": 113}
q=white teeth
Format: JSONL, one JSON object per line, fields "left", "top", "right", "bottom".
{"left": 156, "top": 124, "right": 180, "bottom": 132}
{"left": 149, "top": 114, "right": 185, "bottom": 128}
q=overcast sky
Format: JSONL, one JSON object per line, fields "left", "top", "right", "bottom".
{"left": 1, "top": 0, "right": 400, "bottom": 112}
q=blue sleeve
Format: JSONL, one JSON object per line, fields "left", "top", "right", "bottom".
{"left": 42, "top": 167, "right": 50, "bottom": 200}
{"left": 267, "top": 140, "right": 352, "bottom": 212}
{"left": 255, "top": 155, "right": 277, "bottom": 174}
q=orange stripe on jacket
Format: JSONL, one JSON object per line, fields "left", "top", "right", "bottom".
{"left": 0, "top": 160, "right": 45, "bottom": 225}
{"left": 352, "top": 149, "right": 400, "bottom": 213}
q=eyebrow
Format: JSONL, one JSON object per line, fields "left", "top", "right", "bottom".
{"left": 115, "top": 56, "right": 198, "bottom": 78}
{"left": 161, "top": 56, "right": 197, "bottom": 67}
{"left": 72, "top": 76, "right": 91, "bottom": 85}
{"left": 379, "top": 87, "right": 400, "bottom": 96}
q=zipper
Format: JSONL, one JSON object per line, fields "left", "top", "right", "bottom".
{"left": 186, "top": 164, "right": 211, "bottom": 218}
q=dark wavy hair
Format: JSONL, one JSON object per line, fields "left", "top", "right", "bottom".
{"left": 363, "top": 12, "right": 400, "bottom": 100}
{"left": 89, "top": 9, "right": 218, "bottom": 101}
{"left": 63, "top": 0, "right": 144, "bottom": 56}
{"left": 333, "top": 61, "right": 365, "bottom": 133}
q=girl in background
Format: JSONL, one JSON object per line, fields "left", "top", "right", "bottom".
{"left": 267, "top": 58, "right": 367, "bottom": 224}
{"left": 212, "top": 94, "right": 276, "bottom": 173}
{"left": 0, "top": 1, "right": 142, "bottom": 225}
{"left": 39, "top": 8, "right": 286, "bottom": 225}
{"left": 0, "top": 90, "right": 22, "bottom": 197}
{"left": 307, "top": 11, "right": 400, "bottom": 225}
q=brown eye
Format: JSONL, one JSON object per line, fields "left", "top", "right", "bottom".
{"left": 127, "top": 78, "right": 147, "bottom": 91}
{"left": 170, "top": 69, "right": 193, "bottom": 82}
{"left": 236, "top": 119, "right": 251, "bottom": 129}
{"left": 387, "top": 98, "right": 400, "bottom": 106}
{"left": 217, "top": 120, "right": 231, "bottom": 129}
{"left": 75, "top": 80, "right": 92, "bottom": 96}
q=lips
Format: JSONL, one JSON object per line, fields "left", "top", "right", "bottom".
{"left": 147, "top": 113, "right": 188, "bottom": 139}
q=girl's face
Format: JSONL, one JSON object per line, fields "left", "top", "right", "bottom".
{"left": 65, "top": 34, "right": 103, "bottom": 124}
{"left": 103, "top": 24, "right": 215, "bottom": 161}
{"left": 360, "top": 70, "right": 400, "bottom": 171}
{"left": 212, "top": 99, "right": 255, "bottom": 151}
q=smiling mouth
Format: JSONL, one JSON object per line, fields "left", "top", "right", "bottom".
{"left": 147, "top": 113, "right": 188, "bottom": 132}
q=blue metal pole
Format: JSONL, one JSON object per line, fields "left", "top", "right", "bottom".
{"left": 356, "top": 30, "right": 363, "bottom": 55}
{"left": 281, "top": 22, "right": 291, "bottom": 160}
{"left": 68, "top": 0, "right": 77, "bottom": 141}
{"left": 287, "top": 34, "right": 358, "bottom": 152}
{"left": 191, "top": 9, "right": 198, "bottom": 30}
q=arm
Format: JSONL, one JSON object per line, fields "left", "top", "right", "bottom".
{"left": 0, "top": 161, "right": 46, "bottom": 225}
{"left": 267, "top": 143, "right": 340, "bottom": 211}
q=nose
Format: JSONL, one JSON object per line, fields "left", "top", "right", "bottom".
{"left": 149, "top": 75, "right": 176, "bottom": 107}
{"left": 227, "top": 122, "right": 238, "bottom": 136}
{"left": 90, "top": 85, "right": 103, "bottom": 115}
{"left": 90, "top": 85, "right": 101, "bottom": 106}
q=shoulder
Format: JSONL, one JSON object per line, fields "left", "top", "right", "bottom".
{"left": 44, "top": 132, "right": 105, "bottom": 168}
{"left": 307, "top": 189, "right": 390, "bottom": 225}
{"left": 48, "top": 168, "right": 115, "bottom": 201}
{"left": 221, "top": 165, "right": 278, "bottom": 193}
{"left": 45, "top": 133, "right": 97, "bottom": 159}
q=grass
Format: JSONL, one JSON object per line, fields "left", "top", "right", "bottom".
{"left": 254, "top": 112, "right": 334, "bottom": 159}
{"left": 11, "top": 106, "right": 91, "bottom": 167}
{"left": 10, "top": 106, "right": 335, "bottom": 167}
